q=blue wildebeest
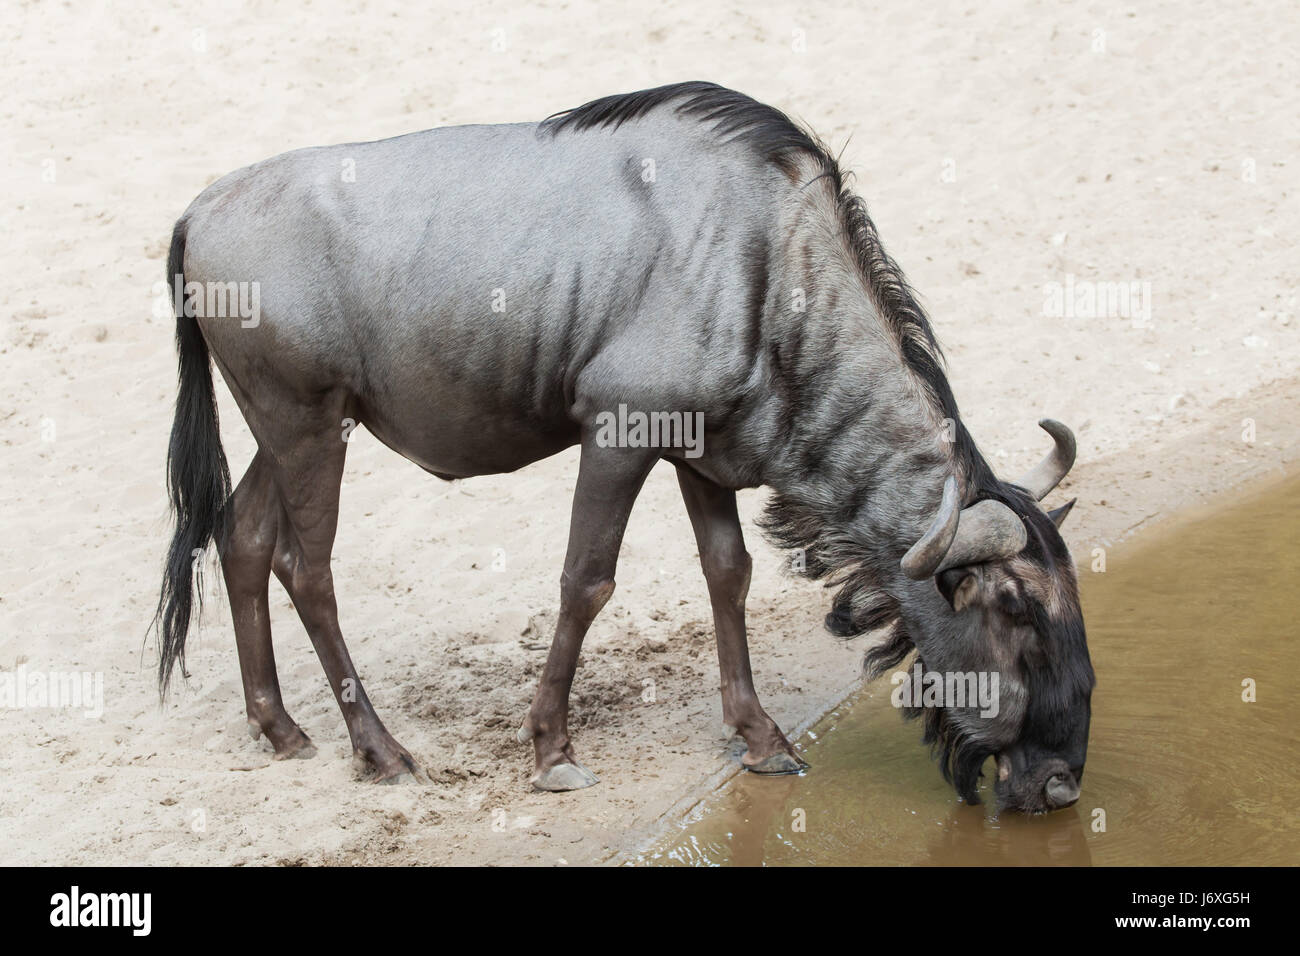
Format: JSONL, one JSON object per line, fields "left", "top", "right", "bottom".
{"left": 156, "top": 82, "right": 1094, "bottom": 812}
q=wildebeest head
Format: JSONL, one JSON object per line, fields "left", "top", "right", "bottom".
{"left": 845, "top": 420, "right": 1094, "bottom": 813}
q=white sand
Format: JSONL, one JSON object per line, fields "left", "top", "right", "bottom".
{"left": 1, "top": 0, "right": 1297, "bottom": 865}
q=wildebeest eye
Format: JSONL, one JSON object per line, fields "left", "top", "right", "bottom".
{"left": 996, "top": 589, "right": 1030, "bottom": 624}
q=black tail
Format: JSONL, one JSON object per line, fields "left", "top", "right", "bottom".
{"left": 154, "top": 217, "right": 231, "bottom": 698}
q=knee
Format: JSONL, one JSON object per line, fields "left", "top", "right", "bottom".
{"left": 273, "top": 545, "right": 333, "bottom": 606}
{"left": 293, "top": 567, "right": 336, "bottom": 609}
{"left": 702, "top": 547, "right": 752, "bottom": 601}
{"left": 559, "top": 573, "right": 616, "bottom": 623}
{"left": 220, "top": 526, "right": 274, "bottom": 592}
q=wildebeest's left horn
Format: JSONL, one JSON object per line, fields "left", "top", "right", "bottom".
{"left": 1015, "top": 419, "right": 1076, "bottom": 500}
{"left": 901, "top": 477, "right": 1028, "bottom": 579}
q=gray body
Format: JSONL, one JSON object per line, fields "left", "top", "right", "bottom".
{"left": 158, "top": 84, "right": 1093, "bottom": 808}
{"left": 187, "top": 113, "right": 929, "bottom": 495}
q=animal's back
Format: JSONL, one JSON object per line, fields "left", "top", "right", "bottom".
{"left": 181, "top": 102, "right": 794, "bottom": 476}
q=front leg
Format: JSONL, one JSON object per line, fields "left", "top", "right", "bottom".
{"left": 517, "top": 435, "right": 657, "bottom": 791}
{"left": 675, "top": 464, "right": 807, "bottom": 774}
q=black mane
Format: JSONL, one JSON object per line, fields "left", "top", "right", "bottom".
{"left": 542, "top": 80, "right": 824, "bottom": 179}
{"left": 543, "top": 81, "right": 1001, "bottom": 502}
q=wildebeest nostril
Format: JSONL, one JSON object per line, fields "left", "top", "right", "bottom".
{"left": 1045, "top": 773, "right": 1080, "bottom": 808}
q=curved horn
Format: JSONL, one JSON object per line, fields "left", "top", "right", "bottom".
{"left": 901, "top": 477, "right": 1030, "bottom": 580}
{"left": 900, "top": 476, "right": 961, "bottom": 580}
{"left": 1015, "top": 419, "right": 1076, "bottom": 501}
{"left": 935, "top": 499, "right": 1027, "bottom": 573}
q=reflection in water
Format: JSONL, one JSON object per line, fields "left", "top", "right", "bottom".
{"left": 926, "top": 804, "right": 1092, "bottom": 865}
{"left": 639, "top": 473, "right": 1299, "bottom": 866}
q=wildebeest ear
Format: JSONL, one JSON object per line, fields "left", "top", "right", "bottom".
{"left": 1047, "top": 498, "right": 1076, "bottom": 529}
{"left": 936, "top": 568, "right": 979, "bottom": 612}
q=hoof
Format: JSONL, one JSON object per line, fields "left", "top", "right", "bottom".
{"left": 722, "top": 724, "right": 740, "bottom": 741}
{"left": 259, "top": 721, "right": 316, "bottom": 761}
{"left": 352, "top": 748, "right": 424, "bottom": 784}
{"left": 377, "top": 769, "right": 423, "bottom": 786}
{"left": 516, "top": 722, "right": 534, "bottom": 744}
{"left": 745, "top": 752, "right": 809, "bottom": 775}
{"left": 531, "top": 761, "right": 599, "bottom": 792}
{"left": 368, "top": 763, "right": 427, "bottom": 785}
{"left": 273, "top": 740, "right": 317, "bottom": 761}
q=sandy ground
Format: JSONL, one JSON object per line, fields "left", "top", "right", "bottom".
{"left": 1, "top": 0, "right": 1296, "bottom": 865}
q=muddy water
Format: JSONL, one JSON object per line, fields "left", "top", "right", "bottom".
{"left": 639, "top": 474, "right": 1300, "bottom": 866}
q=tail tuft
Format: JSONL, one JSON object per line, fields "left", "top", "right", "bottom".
{"left": 153, "top": 217, "right": 231, "bottom": 698}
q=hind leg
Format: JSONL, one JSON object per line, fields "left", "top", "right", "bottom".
{"left": 262, "top": 396, "right": 420, "bottom": 783}
{"left": 220, "top": 451, "right": 315, "bottom": 759}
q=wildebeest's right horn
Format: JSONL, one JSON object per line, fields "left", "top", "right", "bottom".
{"left": 936, "top": 499, "right": 1028, "bottom": 573}
{"left": 901, "top": 476, "right": 1029, "bottom": 580}
{"left": 1015, "top": 419, "right": 1077, "bottom": 501}
{"left": 901, "top": 476, "right": 962, "bottom": 579}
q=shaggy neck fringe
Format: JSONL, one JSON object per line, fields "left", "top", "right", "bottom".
{"left": 863, "top": 620, "right": 991, "bottom": 803}
{"left": 544, "top": 81, "right": 1049, "bottom": 805}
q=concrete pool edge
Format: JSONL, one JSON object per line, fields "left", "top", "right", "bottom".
{"left": 599, "top": 675, "right": 866, "bottom": 864}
